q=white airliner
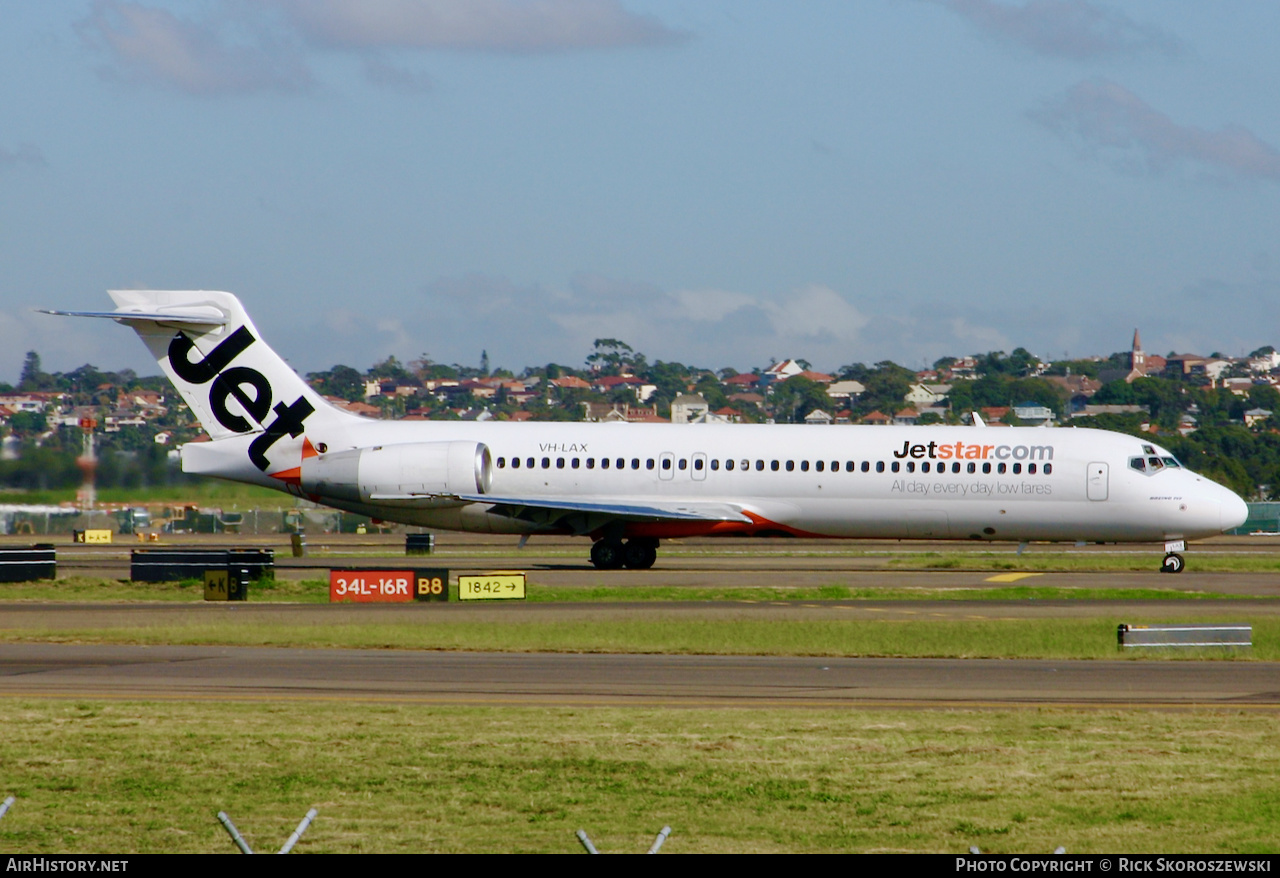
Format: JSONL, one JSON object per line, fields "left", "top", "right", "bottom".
{"left": 45, "top": 291, "right": 1248, "bottom": 572}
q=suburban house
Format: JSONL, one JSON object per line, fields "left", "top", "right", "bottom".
{"left": 671, "top": 393, "right": 711, "bottom": 424}
{"left": 904, "top": 383, "right": 951, "bottom": 407}
{"left": 826, "top": 380, "right": 865, "bottom": 405}
{"left": 1012, "top": 402, "right": 1055, "bottom": 425}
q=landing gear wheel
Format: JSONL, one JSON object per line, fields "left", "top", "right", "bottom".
{"left": 590, "top": 539, "right": 625, "bottom": 570}
{"left": 622, "top": 540, "right": 658, "bottom": 570}
{"left": 1160, "top": 553, "right": 1185, "bottom": 574}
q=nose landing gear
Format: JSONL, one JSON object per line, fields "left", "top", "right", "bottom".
{"left": 1160, "top": 539, "right": 1186, "bottom": 573}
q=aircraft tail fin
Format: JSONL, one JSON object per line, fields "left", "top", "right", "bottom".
{"left": 43, "top": 291, "right": 358, "bottom": 475}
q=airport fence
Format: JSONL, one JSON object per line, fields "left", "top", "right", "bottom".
{"left": 1228, "top": 502, "right": 1280, "bottom": 535}
{"left": 0, "top": 504, "right": 399, "bottom": 537}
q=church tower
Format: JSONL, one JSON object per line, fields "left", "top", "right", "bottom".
{"left": 1130, "top": 329, "right": 1145, "bottom": 375}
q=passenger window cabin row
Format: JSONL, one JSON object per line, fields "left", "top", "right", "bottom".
{"left": 494, "top": 456, "right": 1053, "bottom": 476}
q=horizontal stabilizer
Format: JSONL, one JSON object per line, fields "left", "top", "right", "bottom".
{"left": 37, "top": 306, "right": 228, "bottom": 326}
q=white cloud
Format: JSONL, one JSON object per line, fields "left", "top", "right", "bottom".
{"left": 75, "top": 1, "right": 684, "bottom": 97}
{"left": 274, "top": 0, "right": 687, "bottom": 53}
{"left": 1033, "top": 78, "right": 1280, "bottom": 183}
{"left": 947, "top": 316, "right": 1011, "bottom": 352}
{"left": 763, "top": 284, "right": 869, "bottom": 341}
{"left": 78, "top": 1, "right": 312, "bottom": 96}
{"left": 291, "top": 274, "right": 876, "bottom": 373}
{"left": 932, "top": 0, "right": 1183, "bottom": 60}
{"left": 374, "top": 318, "right": 412, "bottom": 352}
{"left": 665, "top": 288, "right": 757, "bottom": 323}
{"left": 34, "top": 277, "right": 1276, "bottom": 385}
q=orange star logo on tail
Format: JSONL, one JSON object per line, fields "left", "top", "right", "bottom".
{"left": 268, "top": 436, "right": 319, "bottom": 487}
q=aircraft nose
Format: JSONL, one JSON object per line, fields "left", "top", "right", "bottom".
{"left": 1221, "top": 490, "right": 1249, "bottom": 533}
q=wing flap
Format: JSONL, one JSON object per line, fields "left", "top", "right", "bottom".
{"left": 457, "top": 493, "right": 752, "bottom": 523}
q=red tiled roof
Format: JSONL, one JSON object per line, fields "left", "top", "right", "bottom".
{"left": 595, "top": 375, "right": 644, "bottom": 388}
{"left": 551, "top": 376, "right": 591, "bottom": 389}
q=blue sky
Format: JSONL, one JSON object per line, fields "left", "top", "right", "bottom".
{"left": 3, "top": 1, "right": 1279, "bottom": 380}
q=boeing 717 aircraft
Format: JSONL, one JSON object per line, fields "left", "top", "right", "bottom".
{"left": 44, "top": 291, "right": 1249, "bottom": 572}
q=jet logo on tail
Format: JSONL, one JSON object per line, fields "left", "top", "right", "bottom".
{"left": 167, "top": 328, "right": 315, "bottom": 471}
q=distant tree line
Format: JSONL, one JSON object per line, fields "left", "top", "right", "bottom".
{"left": 11, "top": 340, "right": 1280, "bottom": 500}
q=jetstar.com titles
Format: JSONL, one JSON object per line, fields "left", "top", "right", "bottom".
{"left": 894, "top": 440, "right": 1054, "bottom": 462}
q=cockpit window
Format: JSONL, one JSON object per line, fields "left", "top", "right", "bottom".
{"left": 1132, "top": 454, "right": 1184, "bottom": 475}
{"left": 1142, "top": 444, "right": 1157, "bottom": 455}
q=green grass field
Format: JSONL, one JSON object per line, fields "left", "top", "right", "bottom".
{"left": 0, "top": 482, "right": 288, "bottom": 508}
{"left": 0, "top": 575, "right": 1259, "bottom": 604}
{"left": 0, "top": 614, "right": 1274, "bottom": 660}
{"left": 0, "top": 701, "right": 1275, "bottom": 854}
{"left": 1, "top": 547, "right": 1276, "bottom": 853}
{"left": 884, "top": 550, "right": 1280, "bottom": 573}
{"left": 0, "top": 574, "right": 1274, "bottom": 659}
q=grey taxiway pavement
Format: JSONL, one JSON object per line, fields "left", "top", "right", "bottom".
{"left": 7, "top": 534, "right": 1280, "bottom": 708}
{"left": 1, "top": 643, "right": 1277, "bottom": 708}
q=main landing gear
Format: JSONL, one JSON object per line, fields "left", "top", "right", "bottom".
{"left": 1160, "top": 539, "right": 1186, "bottom": 574}
{"left": 590, "top": 537, "right": 658, "bottom": 570}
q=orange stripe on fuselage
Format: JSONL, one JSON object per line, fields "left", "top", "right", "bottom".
{"left": 618, "top": 511, "right": 825, "bottom": 540}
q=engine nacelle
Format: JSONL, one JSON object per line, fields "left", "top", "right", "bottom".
{"left": 300, "top": 440, "right": 492, "bottom": 504}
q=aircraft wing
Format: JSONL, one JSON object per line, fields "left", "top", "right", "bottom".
{"left": 455, "top": 493, "right": 753, "bottom": 534}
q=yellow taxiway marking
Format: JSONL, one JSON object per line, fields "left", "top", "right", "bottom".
{"left": 984, "top": 572, "right": 1044, "bottom": 583}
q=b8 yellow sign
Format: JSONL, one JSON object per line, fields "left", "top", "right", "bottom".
{"left": 458, "top": 572, "right": 526, "bottom": 601}
{"left": 415, "top": 572, "right": 447, "bottom": 600}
